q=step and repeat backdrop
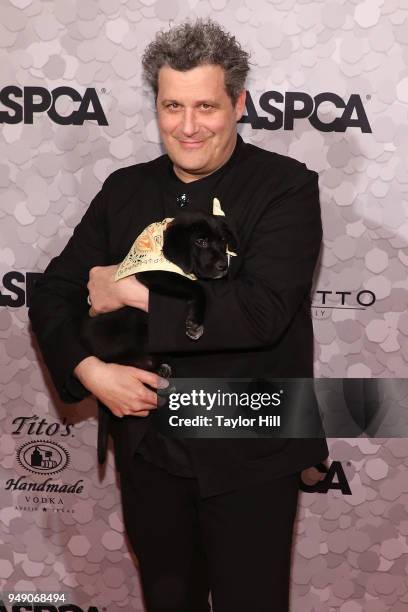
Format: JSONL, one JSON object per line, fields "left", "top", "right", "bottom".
{"left": 1, "top": 0, "right": 408, "bottom": 611}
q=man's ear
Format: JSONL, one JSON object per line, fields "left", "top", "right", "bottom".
{"left": 162, "top": 223, "right": 193, "bottom": 272}
{"left": 234, "top": 89, "right": 247, "bottom": 122}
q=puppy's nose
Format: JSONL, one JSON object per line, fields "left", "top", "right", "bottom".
{"left": 216, "top": 261, "right": 228, "bottom": 272}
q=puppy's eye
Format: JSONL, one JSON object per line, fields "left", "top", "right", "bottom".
{"left": 195, "top": 238, "right": 208, "bottom": 248}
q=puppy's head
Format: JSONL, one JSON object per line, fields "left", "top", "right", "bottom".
{"left": 162, "top": 211, "right": 238, "bottom": 279}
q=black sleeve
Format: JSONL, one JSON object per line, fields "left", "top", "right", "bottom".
{"left": 148, "top": 167, "right": 322, "bottom": 353}
{"left": 28, "top": 173, "right": 118, "bottom": 403}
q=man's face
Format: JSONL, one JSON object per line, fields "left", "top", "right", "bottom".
{"left": 156, "top": 64, "right": 246, "bottom": 183}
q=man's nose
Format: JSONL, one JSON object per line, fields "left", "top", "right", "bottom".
{"left": 180, "top": 109, "right": 199, "bottom": 136}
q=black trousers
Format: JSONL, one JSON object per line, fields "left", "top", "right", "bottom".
{"left": 120, "top": 455, "right": 300, "bottom": 612}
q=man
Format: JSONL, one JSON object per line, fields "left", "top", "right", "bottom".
{"left": 29, "top": 19, "right": 328, "bottom": 612}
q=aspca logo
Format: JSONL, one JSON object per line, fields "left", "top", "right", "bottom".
{"left": 0, "top": 271, "right": 42, "bottom": 307}
{"left": 240, "top": 90, "right": 371, "bottom": 133}
{"left": 300, "top": 461, "right": 352, "bottom": 495}
{"left": 17, "top": 440, "right": 70, "bottom": 475}
{"left": 0, "top": 85, "right": 108, "bottom": 125}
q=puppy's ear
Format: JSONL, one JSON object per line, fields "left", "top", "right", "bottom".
{"left": 221, "top": 220, "right": 238, "bottom": 254}
{"left": 162, "top": 223, "right": 193, "bottom": 272}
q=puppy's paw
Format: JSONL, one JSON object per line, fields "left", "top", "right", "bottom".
{"left": 186, "top": 320, "right": 204, "bottom": 340}
{"left": 157, "top": 363, "right": 172, "bottom": 379}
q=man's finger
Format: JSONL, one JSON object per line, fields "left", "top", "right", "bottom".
{"left": 133, "top": 402, "right": 157, "bottom": 413}
{"left": 140, "top": 388, "right": 159, "bottom": 407}
{"left": 131, "top": 368, "right": 170, "bottom": 389}
{"left": 89, "top": 265, "right": 101, "bottom": 275}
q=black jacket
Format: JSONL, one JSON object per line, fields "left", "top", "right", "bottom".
{"left": 29, "top": 136, "right": 328, "bottom": 497}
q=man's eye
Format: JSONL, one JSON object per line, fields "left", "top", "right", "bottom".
{"left": 166, "top": 103, "right": 180, "bottom": 110}
{"left": 195, "top": 238, "right": 208, "bottom": 248}
{"left": 200, "top": 103, "right": 212, "bottom": 110}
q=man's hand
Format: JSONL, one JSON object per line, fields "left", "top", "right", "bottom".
{"left": 74, "top": 356, "right": 169, "bottom": 418}
{"left": 87, "top": 265, "right": 149, "bottom": 316}
{"left": 300, "top": 464, "right": 326, "bottom": 486}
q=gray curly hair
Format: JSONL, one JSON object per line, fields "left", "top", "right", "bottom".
{"left": 142, "top": 19, "right": 250, "bottom": 104}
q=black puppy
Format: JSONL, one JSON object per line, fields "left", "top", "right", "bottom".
{"left": 81, "top": 210, "right": 237, "bottom": 369}
{"left": 81, "top": 210, "right": 237, "bottom": 465}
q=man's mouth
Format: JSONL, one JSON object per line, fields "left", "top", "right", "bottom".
{"left": 178, "top": 140, "right": 206, "bottom": 149}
